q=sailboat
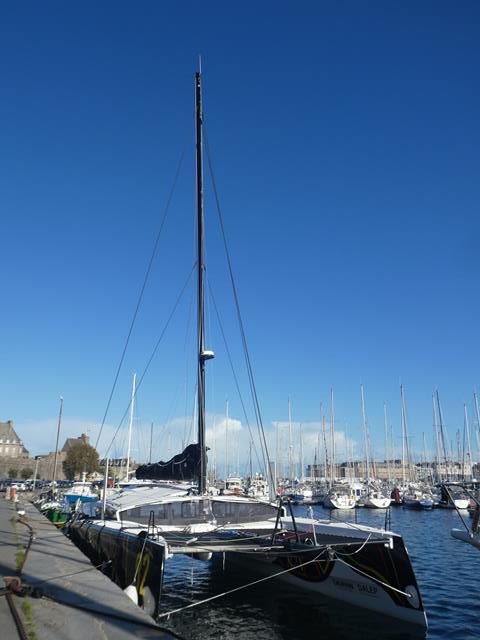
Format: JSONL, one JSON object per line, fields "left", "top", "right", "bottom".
{"left": 67, "top": 70, "right": 427, "bottom": 630}
{"left": 360, "top": 386, "right": 391, "bottom": 509}
{"left": 323, "top": 483, "right": 356, "bottom": 509}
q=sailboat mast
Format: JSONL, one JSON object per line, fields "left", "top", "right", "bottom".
{"left": 196, "top": 70, "right": 208, "bottom": 495}
{"left": 149, "top": 421, "right": 153, "bottom": 464}
{"left": 288, "top": 399, "right": 293, "bottom": 480}
{"left": 436, "top": 390, "right": 449, "bottom": 481}
{"left": 300, "top": 424, "right": 304, "bottom": 482}
{"left": 330, "top": 388, "right": 335, "bottom": 484}
{"left": 464, "top": 403, "right": 472, "bottom": 480}
{"left": 432, "top": 393, "right": 441, "bottom": 482}
{"left": 52, "top": 396, "right": 63, "bottom": 488}
{"left": 125, "top": 372, "right": 136, "bottom": 481}
{"left": 360, "top": 385, "right": 370, "bottom": 487}
{"left": 225, "top": 399, "right": 229, "bottom": 479}
{"left": 384, "top": 401, "right": 391, "bottom": 484}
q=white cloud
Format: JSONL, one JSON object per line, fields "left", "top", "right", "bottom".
{"left": 14, "top": 411, "right": 358, "bottom": 482}
{"left": 272, "top": 420, "right": 359, "bottom": 471}
{"left": 14, "top": 417, "right": 118, "bottom": 459}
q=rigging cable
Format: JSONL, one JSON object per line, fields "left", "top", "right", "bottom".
{"left": 95, "top": 149, "right": 186, "bottom": 450}
{"left": 102, "top": 265, "right": 196, "bottom": 459}
{"left": 157, "top": 549, "right": 328, "bottom": 618}
{"left": 207, "top": 282, "right": 264, "bottom": 476}
{"left": 157, "top": 541, "right": 412, "bottom": 620}
{"left": 204, "top": 129, "right": 274, "bottom": 492}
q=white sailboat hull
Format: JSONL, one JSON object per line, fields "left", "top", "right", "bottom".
{"left": 324, "top": 494, "right": 356, "bottom": 509}
{"left": 364, "top": 496, "right": 391, "bottom": 509}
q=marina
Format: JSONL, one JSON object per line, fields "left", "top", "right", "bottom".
{"left": 3, "top": 489, "right": 479, "bottom": 639}
{"left": 2, "top": 5, "right": 480, "bottom": 640}
{"left": 53, "top": 66, "right": 430, "bottom": 634}
{"left": 154, "top": 503, "right": 479, "bottom": 640}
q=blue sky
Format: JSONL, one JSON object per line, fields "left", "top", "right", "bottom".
{"left": 1, "top": 2, "right": 479, "bottom": 471}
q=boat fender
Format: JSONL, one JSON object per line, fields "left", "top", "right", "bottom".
{"left": 124, "top": 584, "right": 138, "bottom": 605}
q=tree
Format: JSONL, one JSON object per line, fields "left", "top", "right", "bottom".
{"left": 21, "top": 468, "right": 34, "bottom": 480}
{"left": 8, "top": 468, "right": 18, "bottom": 480}
{"left": 63, "top": 441, "right": 100, "bottom": 480}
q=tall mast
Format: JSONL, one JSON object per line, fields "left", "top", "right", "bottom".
{"left": 52, "top": 396, "right": 63, "bottom": 488}
{"left": 330, "top": 388, "right": 335, "bottom": 484}
{"left": 288, "top": 399, "right": 293, "bottom": 480}
{"left": 360, "top": 385, "right": 370, "bottom": 487}
{"left": 384, "top": 401, "right": 391, "bottom": 484}
{"left": 249, "top": 439, "right": 253, "bottom": 479}
{"left": 320, "top": 403, "right": 329, "bottom": 484}
{"left": 400, "top": 384, "right": 410, "bottom": 483}
{"left": 225, "top": 399, "right": 229, "bottom": 479}
{"left": 149, "top": 421, "right": 153, "bottom": 464}
{"left": 436, "top": 390, "right": 449, "bottom": 481}
{"left": 196, "top": 71, "right": 213, "bottom": 494}
{"left": 464, "top": 403, "right": 472, "bottom": 481}
{"left": 125, "top": 372, "right": 136, "bottom": 481}
{"left": 432, "top": 393, "right": 441, "bottom": 482}
{"left": 300, "top": 424, "right": 304, "bottom": 482}
{"left": 275, "top": 422, "right": 279, "bottom": 482}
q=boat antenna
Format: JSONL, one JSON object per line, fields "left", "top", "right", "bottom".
{"left": 196, "top": 69, "right": 213, "bottom": 494}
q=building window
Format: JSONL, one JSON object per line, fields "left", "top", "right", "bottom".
{"left": 5, "top": 447, "right": 9, "bottom": 454}
{"left": 0, "top": 447, "right": 3, "bottom": 454}
{"left": 6, "top": 439, "right": 9, "bottom": 444}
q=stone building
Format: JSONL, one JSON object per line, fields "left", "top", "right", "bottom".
{"left": 37, "top": 433, "right": 92, "bottom": 481}
{"left": 0, "top": 421, "right": 30, "bottom": 458}
{"left": 0, "top": 421, "right": 96, "bottom": 481}
{"left": 0, "top": 420, "right": 33, "bottom": 478}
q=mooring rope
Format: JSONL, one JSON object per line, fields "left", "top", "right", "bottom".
{"left": 157, "top": 548, "right": 328, "bottom": 618}
{"left": 27, "top": 560, "right": 112, "bottom": 586}
{"left": 158, "top": 537, "right": 415, "bottom": 619}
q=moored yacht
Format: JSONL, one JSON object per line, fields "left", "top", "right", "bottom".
{"left": 363, "top": 489, "right": 391, "bottom": 509}
{"left": 67, "top": 69, "right": 426, "bottom": 632}
{"left": 63, "top": 478, "right": 98, "bottom": 505}
{"left": 323, "top": 484, "right": 356, "bottom": 509}
{"left": 403, "top": 488, "right": 434, "bottom": 510}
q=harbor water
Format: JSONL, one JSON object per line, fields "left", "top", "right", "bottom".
{"left": 157, "top": 505, "right": 478, "bottom": 640}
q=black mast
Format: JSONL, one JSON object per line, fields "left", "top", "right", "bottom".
{"left": 196, "top": 70, "right": 213, "bottom": 494}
